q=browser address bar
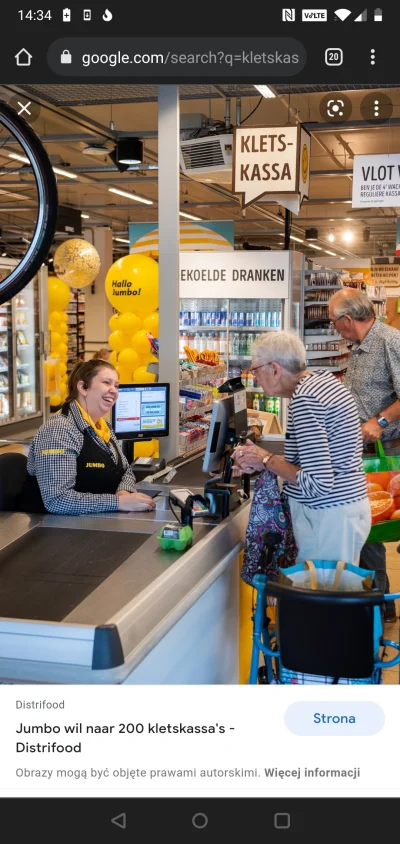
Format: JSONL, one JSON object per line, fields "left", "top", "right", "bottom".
{"left": 47, "top": 38, "right": 307, "bottom": 78}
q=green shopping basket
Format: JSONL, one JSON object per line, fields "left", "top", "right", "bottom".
{"left": 363, "top": 440, "right": 400, "bottom": 542}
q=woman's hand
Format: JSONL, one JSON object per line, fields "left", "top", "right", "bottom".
{"left": 117, "top": 490, "right": 156, "bottom": 512}
{"left": 232, "top": 440, "right": 269, "bottom": 474}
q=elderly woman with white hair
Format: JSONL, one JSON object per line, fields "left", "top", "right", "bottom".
{"left": 233, "top": 331, "right": 371, "bottom": 564}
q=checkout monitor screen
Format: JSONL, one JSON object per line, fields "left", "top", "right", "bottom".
{"left": 112, "top": 383, "right": 170, "bottom": 440}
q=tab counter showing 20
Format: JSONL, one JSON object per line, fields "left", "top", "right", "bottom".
{"left": 18, "top": 10, "right": 52, "bottom": 20}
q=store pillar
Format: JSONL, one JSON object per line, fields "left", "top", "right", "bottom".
{"left": 83, "top": 226, "right": 114, "bottom": 359}
{"left": 157, "top": 86, "right": 180, "bottom": 460}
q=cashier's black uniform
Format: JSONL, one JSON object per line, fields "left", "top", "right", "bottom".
{"left": 18, "top": 400, "right": 137, "bottom": 515}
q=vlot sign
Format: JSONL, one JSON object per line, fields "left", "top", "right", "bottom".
{"left": 352, "top": 154, "right": 400, "bottom": 208}
{"left": 233, "top": 124, "right": 310, "bottom": 213}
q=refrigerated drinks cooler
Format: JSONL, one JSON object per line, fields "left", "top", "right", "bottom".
{"left": 0, "top": 259, "right": 48, "bottom": 433}
{"left": 180, "top": 251, "right": 304, "bottom": 432}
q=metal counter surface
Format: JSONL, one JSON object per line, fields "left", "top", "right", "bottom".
{"left": 0, "top": 492, "right": 250, "bottom": 684}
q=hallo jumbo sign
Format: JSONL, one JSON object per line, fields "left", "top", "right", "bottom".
{"left": 233, "top": 124, "right": 311, "bottom": 213}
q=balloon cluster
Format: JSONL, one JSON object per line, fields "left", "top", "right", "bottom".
{"left": 47, "top": 276, "right": 71, "bottom": 407}
{"left": 105, "top": 254, "right": 159, "bottom": 385}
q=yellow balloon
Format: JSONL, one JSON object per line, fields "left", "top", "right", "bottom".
{"left": 133, "top": 365, "right": 155, "bottom": 384}
{"left": 61, "top": 374, "right": 68, "bottom": 383}
{"left": 51, "top": 331, "right": 62, "bottom": 349}
{"left": 58, "top": 321, "right": 68, "bottom": 335}
{"left": 58, "top": 342, "right": 68, "bottom": 356}
{"left": 48, "top": 277, "right": 70, "bottom": 312}
{"left": 105, "top": 254, "right": 158, "bottom": 316}
{"left": 117, "top": 366, "right": 134, "bottom": 384}
{"left": 109, "top": 313, "right": 120, "bottom": 332}
{"left": 50, "top": 394, "right": 62, "bottom": 407}
{"left": 118, "top": 312, "right": 142, "bottom": 335}
{"left": 142, "top": 311, "right": 159, "bottom": 338}
{"left": 49, "top": 311, "right": 62, "bottom": 326}
{"left": 54, "top": 239, "right": 101, "bottom": 288}
{"left": 59, "top": 362, "right": 67, "bottom": 377}
{"left": 110, "top": 350, "right": 119, "bottom": 367}
{"left": 59, "top": 383, "right": 68, "bottom": 400}
{"left": 140, "top": 352, "right": 158, "bottom": 366}
{"left": 118, "top": 347, "right": 141, "bottom": 369}
{"left": 132, "top": 329, "right": 151, "bottom": 356}
{"left": 108, "top": 331, "right": 130, "bottom": 352}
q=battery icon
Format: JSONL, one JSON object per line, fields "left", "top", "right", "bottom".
{"left": 374, "top": 8, "right": 383, "bottom": 21}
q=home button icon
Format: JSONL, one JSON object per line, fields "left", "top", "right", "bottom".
{"left": 192, "top": 813, "right": 208, "bottom": 829}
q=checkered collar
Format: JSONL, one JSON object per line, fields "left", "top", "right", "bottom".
{"left": 350, "top": 319, "right": 380, "bottom": 353}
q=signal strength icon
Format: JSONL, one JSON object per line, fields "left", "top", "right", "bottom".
{"left": 335, "top": 8, "right": 352, "bottom": 20}
{"left": 354, "top": 9, "right": 368, "bottom": 21}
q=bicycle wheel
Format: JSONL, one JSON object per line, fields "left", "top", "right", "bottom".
{"left": 0, "top": 102, "right": 58, "bottom": 305}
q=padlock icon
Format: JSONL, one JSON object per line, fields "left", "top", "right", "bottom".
{"left": 60, "top": 49, "right": 72, "bottom": 64}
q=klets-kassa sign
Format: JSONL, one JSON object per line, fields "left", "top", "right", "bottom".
{"left": 233, "top": 125, "right": 310, "bottom": 213}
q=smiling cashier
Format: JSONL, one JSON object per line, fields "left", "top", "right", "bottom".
{"left": 17, "top": 359, "right": 156, "bottom": 515}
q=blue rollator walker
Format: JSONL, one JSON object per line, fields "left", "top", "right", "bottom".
{"left": 249, "top": 533, "right": 400, "bottom": 685}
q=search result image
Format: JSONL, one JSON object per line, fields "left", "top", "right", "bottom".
{"left": 0, "top": 80, "right": 399, "bottom": 689}
{"left": 1, "top": 686, "right": 399, "bottom": 798}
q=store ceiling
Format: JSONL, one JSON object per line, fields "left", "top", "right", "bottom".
{"left": 0, "top": 82, "right": 399, "bottom": 263}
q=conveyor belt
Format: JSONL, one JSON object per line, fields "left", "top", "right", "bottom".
{"left": 0, "top": 527, "right": 148, "bottom": 622}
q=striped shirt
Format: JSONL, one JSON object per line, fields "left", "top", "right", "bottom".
{"left": 283, "top": 370, "right": 367, "bottom": 509}
{"left": 27, "top": 401, "right": 137, "bottom": 515}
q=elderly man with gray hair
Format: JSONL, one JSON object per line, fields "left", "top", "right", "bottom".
{"left": 329, "top": 287, "right": 400, "bottom": 622}
{"left": 233, "top": 330, "right": 371, "bottom": 565}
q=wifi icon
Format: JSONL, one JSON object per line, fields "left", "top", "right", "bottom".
{"left": 335, "top": 8, "right": 352, "bottom": 20}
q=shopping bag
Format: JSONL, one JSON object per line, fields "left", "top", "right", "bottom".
{"left": 275, "top": 559, "right": 383, "bottom": 685}
{"left": 241, "top": 469, "right": 297, "bottom": 586}
{"left": 363, "top": 440, "right": 400, "bottom": 542}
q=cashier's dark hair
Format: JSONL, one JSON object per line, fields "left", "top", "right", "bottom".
{"left": 66, "top": 359, "right": 117, "bottom": 402}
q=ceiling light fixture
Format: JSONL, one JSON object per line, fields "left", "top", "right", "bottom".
{"left": 328, "top": 232, "right": 335, "bottom": 242}
{"left": 179, "top": 211, "right": 202, "bottom": 221}
{"left": 326, "top": 250, "right": 337, "bottom": 256}
{"left": 305, "top": 228, "right": 319, "bottom": 241}
{"left": 343, "top": 230, "right": 354, "bottom": 243}
{"left": 9, "top": 152, "right": 29, "bottom": 164}
{"left": 53, "top": 166, "right": 78, "bottom": 180}
{"left": 253, "top": 85, "right": 276, "bottom": 99}
{"left": 310, "top": 244, "right": 323, "bottom": 250}
{"left": 344, "top": 218, "right": 352, "bottom": 222}
{"left": 108, "top": 187, "right": 153, "bottom": 205}
{"left": 116, "top": 138, "right": 143, "bottom": 165}
{"left": 81, "top": 213, "right": 90, "bottom": 219}
{"left": 114, "top": 237, "right": 130, "bottom": 244}
{"left": 290, "top": 235, "right": 304, "bottom": 243}
{"left": 82, "top": 143, "right": 109, "bottom": 156}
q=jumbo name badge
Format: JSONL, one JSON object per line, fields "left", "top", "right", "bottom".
{"left": 233, "top": 125, "right": 310, "bottom": 213}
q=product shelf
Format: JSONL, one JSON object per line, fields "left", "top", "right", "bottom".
{"left": 304, "top": 286, "right": 343, "bottom": 292}
{"left": 306, "top": 348, "right": 348, "bottom": 359}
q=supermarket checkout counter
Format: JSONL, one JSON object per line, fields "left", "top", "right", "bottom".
{"left": 0, "top": 471, "right": 251, "bottom": 685}
{"left": 0, "top": 381, "right": 284, "bottom": 686}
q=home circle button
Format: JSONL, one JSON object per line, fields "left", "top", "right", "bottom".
{"left": 192, "top": 813, "right": 209, "bottom": 829}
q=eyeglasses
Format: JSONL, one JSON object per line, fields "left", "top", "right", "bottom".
{"left": 250, "top": 362, "right": 272, "bottom": 373}
{"left": 330, "top": 314, "right": 349, "bottom": 327}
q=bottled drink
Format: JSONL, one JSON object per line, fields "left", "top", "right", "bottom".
{"left": 188, "top": 333, "right": 195, "bottom": 349}
{"left": 183, "top": 311, "right": 190, "bottom": 326}
{"left": 232, "top": 333, "right": 240, "bottom": 356}
{"left": 199, "top": 333, "right": 208, "bottom": 353}
{"left": 181, "top": 332, "right": 189, "bottom": 353}
{"left": 239, "top": 333, "right": 247, "bottom": 356}
{"left": 271, "top": 312, "right": 278, "bottom": 328}
{"left": 253, "top": 312, "right": 260, "bottom": 327}
{"left": 253, "top": 393, "right": 260, "bottom": 411}
{"left": 247, "top": 333, "right": 253, "bottom": 355}
{"left": 266, "top": 311, "right": 272, "bottom": 328}
{"left": 210, "top": 312, "right": 216, "bottom": 326}
{"left": 179, "top": 311, "right": 183, "bottom": 326}
{"left": 267, "top": 397, "right": 274, "bottom": 413}
{"left": 241, "top": 369, "right": 248, "bottom": 388}
{"left": 247, "top": 369, "right": 254, "bottom": 389}
{"left": 219, "top": 334, "right": 227, "bottom": 356}
{"left": 190, "top": 309, "right": 197, "bottom": 327}
{"left": 245, "top": 312, "right": 252, "bottom": 327}
{"left": 260, "top": 312, "right": 266, "bottom": 327}
{"left": 277, "top": 312, "right": 282, "bottom": 329}
{"left": 238, "top": 312, "right": 245, "bottom": 327}
{"left": 221, "top": 311, "right": 227, "bottom": 327}
{"left": 194, "top": 332, "right": 201, "bottom": 349}
{"left": 213, "top": 333, "right": 220, "bottom": 353}
{"left": 232, "top": 312, "right": 238, "bottom": 327}
{"left": 274, "top": 397, "right": 281, "bottom": 416}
